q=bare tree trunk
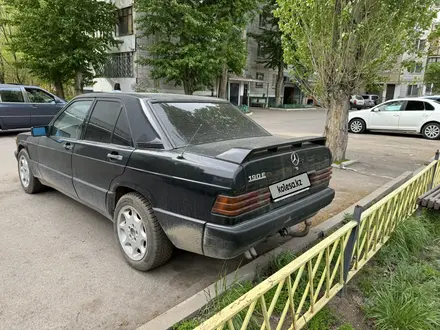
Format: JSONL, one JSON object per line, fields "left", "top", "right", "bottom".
{"left": 183, "top": 80, "right": 193, "bottom": 95}
{"left": 275, "top": 64, "right": 284, "bottom": 106}
{"left": 54, "top": 77, "right": 65, "bottom": 99}
{"left": 218, "top": 63, "right": 228, "bottom": 99}
{"left": 324, "top": 94, "right": 350, "bottom": 162}
{"left": 0, "top": 57, "right": 5, "bottom": 84}
{"left": 74, "top": 71, "right": 83, "bottom": 96}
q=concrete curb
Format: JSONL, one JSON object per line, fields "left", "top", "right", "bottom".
{"left": 138, "top": 170, "right": 413, "bottom": 330}
{"left": 332, "top": 159, "right": 359, "bottom": 169}
{"left": 268, "top": 107, "right": 320, "bottom": 111}
{"left": 245, "top": 112, "right": 253, "bottom": 116}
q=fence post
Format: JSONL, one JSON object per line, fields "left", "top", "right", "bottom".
{"left": 429, "top": 150, "right": 440, "bottom": 190}
{"left": 340, "top": 205, "right": 363, "bottom": 297}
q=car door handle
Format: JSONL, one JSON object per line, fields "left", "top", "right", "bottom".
{"left": 107, "top": 153, "right": 123, "bottom": 161}
{"left": 393, "top": 114, "right": 400, "bottom": 117}
{"left": 63, "top": 142, "right": 73, "bottom": 150}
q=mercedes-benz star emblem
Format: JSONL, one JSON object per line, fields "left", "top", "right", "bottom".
{"left": 291, "top": 152, "right": 300, "bottom": 166}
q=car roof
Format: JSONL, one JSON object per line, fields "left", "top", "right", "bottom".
{"left": 421, "top": 95, "right": 440, "bottom": 99}
{"left": 0, "top": 83, "right": 42, "bottom": 89}
{"left": 385, "top": 97, "right": 436, "bottom": 102}
{"left": 75, "top": 92, "right": 228, "bottom": 103}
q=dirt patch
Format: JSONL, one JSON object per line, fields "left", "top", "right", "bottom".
{"left": 328, "top": 287, "right": 373, "bottom": 330}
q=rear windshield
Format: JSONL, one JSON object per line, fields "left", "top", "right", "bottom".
{"left": 362, "top": 95, "right": 369, "bottom": 99}
{"left": 151, "top": 102, "right": 270, "bottom": 147}
{"left": 356, "top": 95, "right": 364, "bottom": 100}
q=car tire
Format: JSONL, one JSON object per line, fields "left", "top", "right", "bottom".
{"left": 349, "top": 118, "right": 366, "bottom": 134}
{"left": 422, "top": 122, "right": 440, "bottom": 140}
{"left": 114, "top": 192, "right": 174, "bottom": 271}
{"left": 18, "top": 149, "right": 44, "bottom": 194}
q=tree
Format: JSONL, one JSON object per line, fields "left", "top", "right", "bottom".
{"left": 0, "top": 1, "right": 29, "bottom": 84}
{"left": 424, "top": 63, "right": 440, "bottom": 93}
{"left": 249, "top": 0, "right": 285, "bottom": 106}
{"left": 136, "top": 0, "right": 258, "bottom": 96}
{"left": 276, "top": 0, "right": 436, "bottom": 161}
{"left": 9, "top": 0, "right": 118, "bottom": 98}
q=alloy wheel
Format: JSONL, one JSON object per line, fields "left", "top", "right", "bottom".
{"left": 19, "top": 155, "right": 30, "bottom": 188}
{"left": 350, "top": 120, "right": 363, "bottom": 133}
{"left": 117, "top": 206, "right": 148, "bottom": 261}
{"left": 424, "top": 124, "right": 440, "bottom": 139}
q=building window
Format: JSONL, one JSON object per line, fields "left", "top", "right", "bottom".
{"left": 116, "top": 6, "right": 133, "bottom": 36}
{"left": 256, "top": 72, "right": 264, "bottom": 88}
{"left": 272, "top": 74, "right": 277, "bottom": 88}
{"left": 257, "top": 42, "right": 263, "bottom": 57}
{"left": 426, "top": 83, "right": 433, "bottom": 95}
{"left": 428, "top": 57, "right": 440, "bottom": 64}
{"left": 259, "top": 14, "right": 267, "bottom": 28}
{"left": 415, "top": 39, "right": 426, "bottom": 52}
{"left": 407, "top": 84, "right": 419, "bottom": 96}
{"left": 409, "top": 62, "right": 423, "bottom": 74}
{"left": 100, "top": 52, "right": 134, "bottom": 78}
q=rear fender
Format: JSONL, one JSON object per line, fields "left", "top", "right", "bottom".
{"left": 107, "top": 180, "right": 155, "bottom": 217}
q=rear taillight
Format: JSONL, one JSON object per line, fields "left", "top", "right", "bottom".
{"left": 354, "top": 100, "right": 357, "bottom": 105}
{"left": 212, "top": 188, "right": 271, "bottom": 216}
{"left": 309, "top": 167, "right": 332, "bottom": 186}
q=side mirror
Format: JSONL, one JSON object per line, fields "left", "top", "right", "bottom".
{"left": 31, "top": 126, "right": 49, "bottom": 137}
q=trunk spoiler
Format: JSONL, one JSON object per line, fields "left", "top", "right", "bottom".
{"left": 215, "top": 136, "right": 326, "bottom": 164}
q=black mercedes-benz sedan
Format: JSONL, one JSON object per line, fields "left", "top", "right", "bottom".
{"left": 15, "top": 93, "right": 334, "bottom": 271}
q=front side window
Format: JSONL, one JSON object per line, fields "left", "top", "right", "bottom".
{"left": 51, "top": 101, "right": 93, "bottom": 139}
{"left": 25, "top": 88, "right": 55, "bottom": 104}
{"left": 116, "top": 6, "right": 133, "bottom": 36}
{"left": 404, "top": 101, "right": 425, "bottom": 111}
{"left": 0, "top": 88, "right": 24, "bottom": 102}
{"left": 83, "top": 101, "right": 122, "bottom": 143}
{"left": 152, "top": 102, "right": 270, "bottom": 148}
{"left": 377, "top": 101, "right": 404, "bottom": 112}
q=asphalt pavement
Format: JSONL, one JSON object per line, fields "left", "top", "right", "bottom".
{"left": 0, "top": 108, "right": 438, "bottom": 329}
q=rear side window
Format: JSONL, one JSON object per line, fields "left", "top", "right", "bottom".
{"left": 362, "top": 95, "right": 368, "bottom": 99}
{"left": 0, "top": 88, "right": 24, "bottom": 102}
{"left": 372, "top": 96, "right": 378, "bottom": 100}
{"left": 112, "top": 110, "right": 132, "bottom": 146}
{"left": 405, "top": 101, "right": 424, "bottom": 111}
{"left": 83, "top": 101, "right": 121, "bottom": 143}
{"left": 425, "top": 102, "right": 435, "bottom": 111}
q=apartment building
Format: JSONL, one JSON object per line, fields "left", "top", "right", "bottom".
{"left": 93, "top": 1, "right": 303, "bottom": 106}
{"left": 379, "top": 11, "right": 440, "bottom": 101}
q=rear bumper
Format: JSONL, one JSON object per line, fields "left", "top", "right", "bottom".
{"left": 155, "top": 187, "right": 335, "bottom": 259}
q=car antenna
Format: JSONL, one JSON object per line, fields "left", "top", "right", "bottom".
{"left": 177, "top": 124, "right": 203, "bottom": 160}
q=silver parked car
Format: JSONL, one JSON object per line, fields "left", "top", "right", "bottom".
{"left": 0, "top": 84, "right": 65, "bottom": 131}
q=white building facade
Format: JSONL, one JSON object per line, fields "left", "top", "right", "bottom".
{"left": 379, "top": 11, "right": 440, "bottom": 101}
{"left": 93, "top": 1, "right": 305, "bottom": 106}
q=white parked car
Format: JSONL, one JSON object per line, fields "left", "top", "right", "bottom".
{"left": 348, "top": 98, "right": 440, "bottom": 140}
{"left": 350, "top": 95, "right": 365, "bottom": 110}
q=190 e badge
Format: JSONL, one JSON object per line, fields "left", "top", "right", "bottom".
{"left": 248, "top": 172, "right": 266, "bottom": 182}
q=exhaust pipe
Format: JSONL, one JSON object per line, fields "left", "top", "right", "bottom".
{"left": 280, "top": 218, "right": 313, "bottom": 238}
{"left": 243, "top": 247, "right": 258, "bottom": 260}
